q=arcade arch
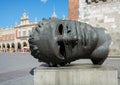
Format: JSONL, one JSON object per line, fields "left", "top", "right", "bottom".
{"left": 11, "top": 43, "right": 15, "bottom": 52}
{"left": 23, "top": 42, "right": 27, "bottom": 47}
{"left": 7, "top": 43, "right": 10, "bottom": 51}
{"left": 22, "top": 42, "right": 29, "bottom": 52}
{"left": 2, "top": 43, "right": 6, "bottom": 52}
{"left": 0, "top": 45, "right": 1, "bottom": 51}
{"left": 2, "top": 44, "right": 5, "bottom": 48}
{"left": 17, "top": 42, "right": 21, "bottom": 52}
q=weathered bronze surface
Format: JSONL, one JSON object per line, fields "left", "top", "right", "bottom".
{"left": 28, "top": 18, "right": 111, "bottom": 66}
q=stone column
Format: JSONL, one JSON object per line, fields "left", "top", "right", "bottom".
{"left": 15, "top": 43, "right": 18, "bottom": 52}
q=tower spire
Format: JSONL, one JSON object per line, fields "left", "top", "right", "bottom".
{"left": 20, "top": 11, "right": 29, "bottom": 25}
{"left": 51, "top": 6, "right": 57, "bottom": 18}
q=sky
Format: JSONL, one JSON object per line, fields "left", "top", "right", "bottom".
{"left": 0, "top": 0, "right": 68, "bottom": 28}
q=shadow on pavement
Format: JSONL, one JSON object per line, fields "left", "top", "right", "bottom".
{"left": 29, "top": 68, "right": 36, "bottom": 76}
{"left": 29, "top": 63, "right": 49, "bottom": 76}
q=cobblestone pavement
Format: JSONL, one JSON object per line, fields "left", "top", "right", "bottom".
{"left": 0, "top": 53, "right": 119, "bottom": 85}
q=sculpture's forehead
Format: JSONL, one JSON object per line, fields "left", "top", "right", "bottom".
{"left": 51, "top": 20, "right": 77, "bottom": 27}
{"left": 51, "top": 20, "right": 73, "bottom": 24}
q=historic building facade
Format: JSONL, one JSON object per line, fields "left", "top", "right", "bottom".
{"left": 0, "top": 12, "right": 38, "bottom": 52}
{"left": 0, "top": 9, "right": 66, "bottom": 52}
{"left": 69, "top": 0, "right": 120, "bottom": 56}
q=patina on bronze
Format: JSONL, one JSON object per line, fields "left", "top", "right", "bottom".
{"left": 28, "top": 18, "right": 111, "bottom": 67}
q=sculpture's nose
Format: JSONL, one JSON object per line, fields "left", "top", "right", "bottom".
{"left": 56, "top": 34, "right": 78, "bottom": 60}
{"left": 56, "top": 23, "right": 79, "bottom": 59}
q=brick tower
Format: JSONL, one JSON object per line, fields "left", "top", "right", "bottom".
{"left": 69, "top": 0, "right": 79, "bottom": 20}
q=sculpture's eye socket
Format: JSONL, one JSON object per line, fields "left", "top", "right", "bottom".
{"left": 58, "top": 24, "right": 63, "bottom": 35}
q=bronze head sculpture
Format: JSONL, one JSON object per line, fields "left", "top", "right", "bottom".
{"left": 29, "top": 18, "right": 111, "bottom": 66}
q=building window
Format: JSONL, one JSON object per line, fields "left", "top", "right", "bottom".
{"left": 23, "top": 31, "right": 26, "bottom": 36}
{"left": 28, "top": 30, "right": 31, "bottom": 35}
{"left": 19, "top": 31, "right": 21, "bottom": 37}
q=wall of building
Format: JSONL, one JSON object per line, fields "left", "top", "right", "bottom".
{"left": 0, "top": 10, "right": 62, "bottom": 52}
{"left": 69, "top": 0, "right": 120, "bottom": 56}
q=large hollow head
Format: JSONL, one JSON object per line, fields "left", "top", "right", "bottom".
{"left": 29, "top": 18, "right": 111, "bottom": 66}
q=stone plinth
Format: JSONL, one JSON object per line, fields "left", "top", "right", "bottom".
{"left": 34, "top": 64, "right": 118, "bottom": 85}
